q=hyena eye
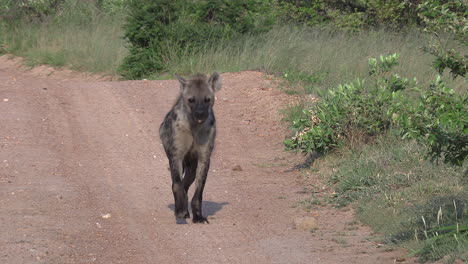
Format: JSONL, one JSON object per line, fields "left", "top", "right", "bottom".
{"left": 188, "top": 97, "right": 195, "bottom": 103}
{"left": 204, "top": 97, "right": 211, "bottom": 103}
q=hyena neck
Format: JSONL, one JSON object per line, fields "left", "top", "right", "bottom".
{"left": 192, "top": 110, "right": 215, "bottom": 145}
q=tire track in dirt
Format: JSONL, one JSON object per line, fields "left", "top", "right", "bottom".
{"left": 0, "top": 56, "right": 416, "bottom": 264}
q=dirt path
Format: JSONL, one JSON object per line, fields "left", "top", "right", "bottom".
{"left": 0, "top": 56, "right": 415, "bottom": 264}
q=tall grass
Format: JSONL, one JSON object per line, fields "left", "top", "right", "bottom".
{"left": 166, "top": 25, "right": 466, "bottom": 95}
{"left": 311, "top": 131, "right": 467, "bottom": 262}
{"left": 0, "top": 2, "right": 127, "bottom": 75}
{"left": 166, "top": 26, "right": 464, "bottom": 92}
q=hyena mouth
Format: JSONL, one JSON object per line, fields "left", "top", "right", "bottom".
{"left": 194, "top": 115, "right": 208, "bottom": 124}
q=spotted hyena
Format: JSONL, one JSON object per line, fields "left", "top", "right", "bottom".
{"left": 159, "top": 72, "right": 221, "bottom": 223}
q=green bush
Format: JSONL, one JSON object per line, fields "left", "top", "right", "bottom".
{"left": 391, "top": 76, "right": 467, "bottom": 166}
{"left": 196, "top": 0, "right": 274, "bottom": 35}
{"left": 118, "top": 0, "right": 274, "bottom": 79}
{"left": 274, "top": 0, "right": 327, "bottom": 26}
{"left": 117, "top": 0, "right": 186, "bottom": 79}
{"left": 418, "top": 0, "right": 467, "bottom": 78}
{"left": 284, "top": 78, "right": 395, "bottom": 153}
{"left": 285, "top": 53, "right": 466, "bottom": 167}
{"left": 284, "top": 54, "right": 413, "bottom": 154}
{"left": 274, "top": 0, "right": 427, "bottom": 30}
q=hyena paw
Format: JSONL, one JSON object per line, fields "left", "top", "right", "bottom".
{"left": 192, "top": 215, "right": 209, "bottom": 224}
{"left": 175, "top": 211, "right": 190, "bottom": 219}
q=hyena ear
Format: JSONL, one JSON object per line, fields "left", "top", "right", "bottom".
{"left": 175, "top": 74, "right": 187, "bottom": 91}
{"left": 208, "top": 72, "right": 221, "bottom": 93}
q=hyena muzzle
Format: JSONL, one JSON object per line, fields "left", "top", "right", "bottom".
{"left": 159, "top": 72, "right": 221, "bottom": 223}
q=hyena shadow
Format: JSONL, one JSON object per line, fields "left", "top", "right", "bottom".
{"left": 168, "top": 201, "right": 229, "bottom": 224}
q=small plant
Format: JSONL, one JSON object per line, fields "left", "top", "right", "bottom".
{"left": 294, "top": 195, "right": 322, "bottom": 211}
{"left": 331, "top": 237, "right": 348, "bottom": 247}
{"left": 368, "top": 53, "right": 400, "bottom": 76}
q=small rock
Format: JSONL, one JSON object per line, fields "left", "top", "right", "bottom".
{"left": 232, "top": 165, "right": 242, "bottom": 171}
{"left": 3, "top": 98, "right": 8, "bottom": 102}
{"left": 293, "top": 217, "right": 318, "bottom": 230}
{"left": 101, "top": 213, "right": 111, "bottom": 219}
{"left": 396, "top": 257, "right": 406, "bottom": 262}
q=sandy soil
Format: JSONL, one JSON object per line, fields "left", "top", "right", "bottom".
{"left": 0, "top": 55, "right": 416, "bottom": 264}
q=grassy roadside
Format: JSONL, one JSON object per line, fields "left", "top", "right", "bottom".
{"left": 304, "top": 132, "right": 467, "bottom": 262}
{"left": 0, "top": 3, "right": 127, "bottom": 75}
{"left": 173, "top": 25, "right": 467, "bottom": 261}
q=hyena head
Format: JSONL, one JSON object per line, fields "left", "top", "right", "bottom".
{"left": 176, "top": 72, "right": 221, "bottom": 124}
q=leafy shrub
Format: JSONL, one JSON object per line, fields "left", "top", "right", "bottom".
{"left": 284, "top": 78, "right": 396, "bottom": 153}
{"left": 328, "top": 10, "right": 367, "bottom": 32}
{"left": 367, "top": 0, "right": 420, "bottom": 28}
{"left": 274, "top": 0, "right": 425, "bottom": 30}
{"left": 418, "top": 0, "right": 467, "bottom": 78}
{"left": 196, "top": 0, "right": 274, "bottom": 35}
{"left": 117, "top": 0, "right": 189, "bottom": 79}
{"left": 118, "top": 0, "right": 274, "bottom": 79}
{"left": 284, "top": 54, "right": 412, "bottom": 154}
{"left": 274, "top": 0, "right": 327, "bottom": 26}
{"left": 391, "top": 76, "right": 467, "bottom": 166}
{"left": 285, "top": 52, "right": 466, "bottom": 167}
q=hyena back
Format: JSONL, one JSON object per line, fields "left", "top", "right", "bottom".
{"left": 159, "top": 72, "right": 221, "bottom": 223}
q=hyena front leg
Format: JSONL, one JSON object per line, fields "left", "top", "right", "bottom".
{"left": 182, "top": 152, "right": 197, "bottom": 193}
{"left": 191, "top": 158, "right": 210, "bottom": 223}
{"left": 169, "top": 156, "right": 189, "bottom": 219}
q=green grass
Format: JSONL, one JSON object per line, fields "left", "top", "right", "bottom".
{"left": 164, "top": 26, "right": 465, "bottom": 94}
{"left": 293, "top": 195, "right": 322, "bottom": 211}
{"left": 0, "top": 4, "right": 127, "bottom": 75}
{"left": 310, "top": 131, "right": 467, "bottom": 262}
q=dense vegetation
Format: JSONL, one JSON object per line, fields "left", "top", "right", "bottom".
{"left": 0, "top": 0, "right": 466, "bottom": 262}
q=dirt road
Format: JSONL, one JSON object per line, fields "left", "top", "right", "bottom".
{"left": 0, "top": 56, "right": 414, "bottom": 264}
